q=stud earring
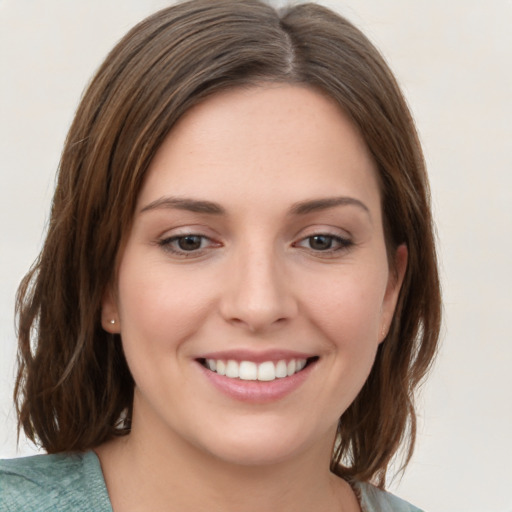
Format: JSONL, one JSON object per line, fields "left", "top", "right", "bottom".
{"left": 110, "top": 319, "right": 116, "bottom": 325}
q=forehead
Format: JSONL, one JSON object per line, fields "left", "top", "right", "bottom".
{"left": 138, "top": 85, "right": 380, "bottom": 216}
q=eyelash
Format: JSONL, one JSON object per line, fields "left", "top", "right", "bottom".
{"left": 158, "top": 233, "right": 353, "bottom": 257}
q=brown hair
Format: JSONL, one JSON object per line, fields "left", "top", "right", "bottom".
{"left": 15, "top": 0, "right": 441, "bottom": 486}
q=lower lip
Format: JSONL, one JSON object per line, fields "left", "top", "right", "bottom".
{"left": 197, "top": 361, "right": 316, "bottom": 403}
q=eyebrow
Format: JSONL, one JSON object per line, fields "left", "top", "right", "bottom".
{"left": 140, "top": 196, "right": 225, "bottom": 215}
{"left": 290, "top": 196, "right": 371, "bottom": 217}
{"left": 139, "top": 195, "right": 370, "bottom": 218}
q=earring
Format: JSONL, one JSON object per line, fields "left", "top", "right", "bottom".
{"left": 110, "top": 319, "right": 116, "bottom": 325}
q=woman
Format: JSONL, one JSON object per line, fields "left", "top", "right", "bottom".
{"left": 1, "top": 1, "right": 441, "bottom": 510}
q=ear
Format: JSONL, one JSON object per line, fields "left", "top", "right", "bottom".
{"left": 101, "top": 287, "right": 121, "bottom": 334}
{"left": 380, "top": 244, "right": 408, "bottom": 342}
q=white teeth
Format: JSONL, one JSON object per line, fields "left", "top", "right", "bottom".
{"left": 239, "top": 361, "right": 258, "bottom": 380}
{"left": 226, "top": 360, "right": 239, "bottom": 378}
{"left": 275, "top": 360, "right": 287, "bottom": 378}
{"left": 287, "top": 359, "right": 296, "bottom": 376}
{"left": 258, "top": 361, "right": 276, "bottom": 381}
{"left": 216, "top": 360, "right": 226, "bottom": 376}
{"left": 204, "top": 358, "right": 309, "bottom": 381}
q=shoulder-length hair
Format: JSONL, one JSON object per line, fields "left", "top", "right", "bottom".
{"left": 15, "top": 0, "right": 441, "bottom": 486}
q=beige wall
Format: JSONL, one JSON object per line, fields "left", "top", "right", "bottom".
{"left": 1, "top": 1, "right": 511, "bottom": 510}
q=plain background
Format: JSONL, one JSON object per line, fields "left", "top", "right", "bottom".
{"left": 1, "top": 1, "right": 511, "bottom": 511}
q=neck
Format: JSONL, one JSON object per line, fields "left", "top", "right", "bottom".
{"left": 95, "top": 397, "right": 359, "bottom": 512}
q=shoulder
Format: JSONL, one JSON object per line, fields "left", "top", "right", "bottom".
{"left": 354, "top": 481, "right": 424, "bottom": 512}
{"left": 0, "top": 451, "right": 112, "bottom": 512}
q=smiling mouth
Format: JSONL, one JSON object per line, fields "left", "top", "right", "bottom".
{"left": 198, "top": 357, "right": 319, "bottom": 382}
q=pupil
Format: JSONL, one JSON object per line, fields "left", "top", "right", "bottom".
{"left": 178, "top": 236, "right": 202, "bottom": 251}
{"left": 310, "top": 235, "right": 332, "bottom": 250}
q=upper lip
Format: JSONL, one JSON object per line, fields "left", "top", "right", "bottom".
{"left": 195, "top": 349, "right": 317, "bottom": 364}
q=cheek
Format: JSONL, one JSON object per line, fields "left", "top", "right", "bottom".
{"left": 116, "top": 260, "right": 217, "bottom": 350}
{"left": 304, "top": 269, "right": 387, "bottom": 344}
{"left": 291, "top": 272, "right": 388, "bottom": 424}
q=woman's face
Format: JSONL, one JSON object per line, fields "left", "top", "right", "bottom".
{"left": 103, "top": 85, "right": 406, "bottom": 466}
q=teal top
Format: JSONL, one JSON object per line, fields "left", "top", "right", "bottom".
{"left": 0, "top": 452, "right": 423, "bottom": 511}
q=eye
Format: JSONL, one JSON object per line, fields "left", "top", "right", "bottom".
{"left": 294, "top": 234, "right": 352, "bottom": 253}
{"left": 158, "top": 234, "right": 218, "bottom": 256}
{"left": 174, "top": 235, "right": 204, "bottom": 251}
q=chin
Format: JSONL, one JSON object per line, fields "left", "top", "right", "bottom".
{"left": 208, "top": 439, "right": 306, "bottom": 467}
{"left": 195, "top": 418, "right": 332, "bottom": 468}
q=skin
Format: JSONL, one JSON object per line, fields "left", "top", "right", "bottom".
{"left": 98, "top": 84, "right": 407, "bottom": 512}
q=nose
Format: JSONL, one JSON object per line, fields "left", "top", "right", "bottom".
{"left": 219, "top": 243, "right": 298, "bottom": 333}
